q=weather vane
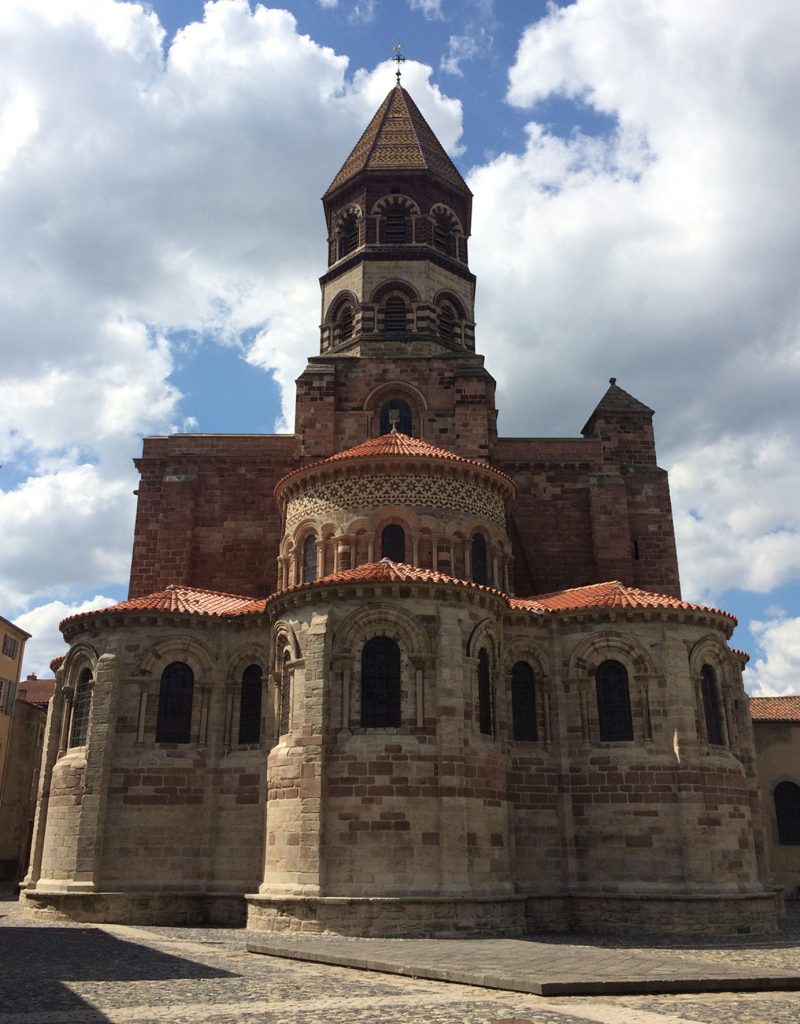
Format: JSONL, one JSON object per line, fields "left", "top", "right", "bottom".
{"left": 392, "top": 42, "right": 406, "bottom": 84}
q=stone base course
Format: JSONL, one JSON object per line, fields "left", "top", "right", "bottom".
{"left": 19, "top": 888, "right": 246, "bottom": 926}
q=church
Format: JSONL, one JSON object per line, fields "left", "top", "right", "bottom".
{"left": 21, "top": 83, "right": 779, "bottom": 936}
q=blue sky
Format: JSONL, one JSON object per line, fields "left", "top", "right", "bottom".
{"left": 1, "top": 0, "right": 800, "bottom": 694}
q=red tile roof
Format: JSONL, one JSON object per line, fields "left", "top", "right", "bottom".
{"left": 276, "top": 558, "right": 504, "bottom": 596}
{"left": 17, "top": 678, "right": 55, "bottom": 708}
{"left": 749, "top": 696, "right": 800, "bottom": 722}
{"left": 60, "top": 585, "right": 265, "bottom": 630}
{"left": 509, "top": 580, "right": 735, "bottom": 620}
{"left": 50, "top": 655, "right": 65, "bottom": 673}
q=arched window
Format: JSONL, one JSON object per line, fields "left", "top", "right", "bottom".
{"left": 472, "top": 532, "right": 488, "bottom": 585}
{"left": 701, "top": 664, "right": 724, "bottom": 745}
{"left": 335, "top": 303, "right": 354, "bottom": 343}
{"left": 279, "top": 651, "right": 291, "bottom": 735}
{"left": 438, "top": 304, "right": 456, "bottom": 343}
{"left": 432, "top": 215, "right": 450, "bottom": 254}
{"left": 384, "top": 296, "right": 407, "bottom": 332}
{"left": 156, "top": 662, "right": 194, "bottom": 744}
{"left": 774, "top": 781, "right": 800, "bottom": 845}
{"left": 338, "top": 213, "right": 359, "bottom": 258}
{"left": 384, "top": 210, "right": 410, "bottom": 244}
{"left": 596, "top": 659, "right": 633, "bottom": 741}
{"left": 381, "top": 524, "right": 406, "bottom": 562}
{"left": 238, "top": 664, "right": 263, "bottom": 745}
{"left": 478, "top": 648, "right": 493, "bottom": 736}
{"left": 511, "top": 661, "right": 537, "bottom": 741}
{"left": 361, "top": 636, "right": 401, "bottom": 728}
{"left": 302, "top": 534, "right": 317, "bottom": 583}
{"left": 69, "top": 667, "right": 93, "bottom": 748}
{"left": 379, "top": 398, "right": 413, "bottom": 435}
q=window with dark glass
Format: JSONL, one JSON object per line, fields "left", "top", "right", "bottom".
{"left": 379, "top": 399, "right": 412, "bottom": 435}
{"left": 279, "top": 652, "right": 291, "bottom": 735}
{"left": 701, "top": 664, "right": 724, "bottom": 745}
{"left": 511, "top": 661, "right": 537, "bottom": 741}
{"left": 238, "top": 664, "right": 263, "bottom": 745}
{"left": 156, "top": 661, "right": 194, "bottom": 743}
{"left": 478, "top": 648, "right": 492, "bottom": 735}
{"left": 472, "top": 533, "right": 488, "bottom": 585}
{"left": 361, "top": 636, "right": 401, "bottom": 728}
{"left": 774, "top": 781, "right": 800, "bottom": 845}
{"left": 381, "top": 523, "right": 406, "bottom": 562}
{"left": 438, "top": 305, "right": 456, "bottom": 343}
{"left": 384, "top": 297, "right": 407, "bottom": 332}
{"left": 302, "top": 534, "right": 317, "bottom": 583}
{"left": 596, "top": 659, "right": 633, "bottom": 741}
{"left": 384, "top": 211, "right": 409, "bottom": 244}
{"left": 69, "top": 667, "right": 93, "bottom": 747}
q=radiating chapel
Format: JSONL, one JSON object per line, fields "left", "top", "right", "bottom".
{"left": 22, "top": 84, "right": 780, "bottom": 935}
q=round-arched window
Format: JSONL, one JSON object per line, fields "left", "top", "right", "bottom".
{"left": 379, "top": 399, "right": 413, "bottom": 435}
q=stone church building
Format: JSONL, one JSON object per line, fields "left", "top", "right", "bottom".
{"left": 21, "top": 85, "right": 779, "bottom": 935}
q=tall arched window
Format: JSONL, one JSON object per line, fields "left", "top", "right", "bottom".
{"left": 472, "top": 532, "right": 488, "bottom": 585}
{"left": 774, "top": 781, "right": 800, "bottom": 844}
{"left": 302, "top": 534, "right": 317, "bottom": 583}
{"left": 384, "top": 296, "right": 407, "bottom": 332}
{"left": 69, "top": 667, "right": 93, "bottom": 748}
{"left": 432, "top": 214, "right": 451, "bottom": 254}
{"left": 511, "top": 661, "right": 537, "bottom": 741}
{"left": 384, "top": 210, "right": 410, "bottom": 244}
{"left": 438, "top": 304, "right": 456, "bottom": 343}
{"left": 478, "top": 648, "right": 493, "bottom": 735}
{"left": 596, "top": 659, "right": 633, "bottom": 741}
{"left": 335, "top": 303, "right": 354, "bottom": 343}
{"left": 338, "top": 213, "right": 359, "bottom": 258}
{"left": 379, "top": 398, "right": 413, "bottom": 435}
{"left": 279, "top": 651, "right": 291, "bottom": 735}
{"left": 701, "top": 664, "right": 724, "bottom": 745}
{"left": 156, "top": 662, "right": 194, "bottom": 744}
{"left": 238, "top": 664, "right": 263, "bottom": 745}
{"left": 361, "top": 636, "right": 401, "bottom": 728}
{"left": 381, "top": 524, "right": 406, "bottom": 562}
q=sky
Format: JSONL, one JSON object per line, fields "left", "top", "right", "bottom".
{"left": 1, "top": 0, "right": 800, "bottom": 696}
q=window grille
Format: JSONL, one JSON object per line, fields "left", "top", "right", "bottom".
{"left": 238, "top": 664, "right": 263, "bottom": 745}
{"left": 383, "top": 297, "right": 407, "bottom": 332}
{"left": 596, "top": 659, "right": 633, "bottom": 741}
{"left": 361, "top": 636, "right": 401, "bottom": 728}
{"left": 336, "top": 304, "right": 354, "bottom": 342}
{"left": 156, "top": 662, "right": 194, "bottom": 743}
{"left": 69, "top": 668, "right": 93, "bottom": 747}
{"left": 511, "top": 661, "right": 537, "bottom": 740}
{"left": 303, "top": 535, "right": 318, "bottom": 583}
{"left": 472, "top": 533, "right": 488, "bottom": 585}
{"left": 774, "top": 781, "right": 800, "bottom": 844}
{"left": 381, "top": 524, "right": 406, "bottom": 562}
{"left": 701, "top": 664, "right": 724, "bottom": 744}
{"left": 339, "top": 214, "right": 359, "bottom": 257}
{"left": 433, "top": 219, "right": 449, "bottom": 253}
{"left": 384, "top": 211, "right": 409, "bottom": 244}
{"left": 438, "top": 305, "right": 456, "bottom": 342}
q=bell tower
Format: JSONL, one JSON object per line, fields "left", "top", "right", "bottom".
{"left": 295, "top": 84, "right": 497, "bottom": 461}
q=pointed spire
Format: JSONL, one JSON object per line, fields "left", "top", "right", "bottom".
{"left": 324, "top": 86, "right": 469, "bottom": 197}
{"left": 581, "top": 378, "right": 654, "bottom": 437}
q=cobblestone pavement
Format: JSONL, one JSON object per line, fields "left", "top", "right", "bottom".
{"left": 2, "top": 894, "right": 800, "bottom": 1024}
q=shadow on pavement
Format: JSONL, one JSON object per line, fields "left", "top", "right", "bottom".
{"left": 0, "top": 920, "right": 237, "bottom": 1021}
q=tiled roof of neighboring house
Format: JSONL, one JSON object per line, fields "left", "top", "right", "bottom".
{"left": 17, "top": 678, "right": 56, "bottom": 709}
{"left": 325, "top": 85, "right": 468, "bottom": 196}
{"left": 749, "top": 695, "right": 800, "bottom": 722}
{"left": 509, "top": 579, "right": 735, "bottom": 621}
{"left": 60, "top": 585, "right": 265, "bottom": 631}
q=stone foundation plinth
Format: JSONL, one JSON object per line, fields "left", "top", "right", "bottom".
{"left": 532, "top": 890, "right": 782, "bottom": 936}
{"left": 246, "top": 893, "right": 527, "bottom": 937}
{"left": 19, "top": 889, "right": 247, "bottom": 926}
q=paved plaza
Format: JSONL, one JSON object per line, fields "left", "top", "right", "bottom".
{"left": 2, "top": 892, "right": 800, "bottom": 1024}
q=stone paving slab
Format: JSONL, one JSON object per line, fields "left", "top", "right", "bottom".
{"left": 247, "top": 934, "right": 800, "bottom": 996}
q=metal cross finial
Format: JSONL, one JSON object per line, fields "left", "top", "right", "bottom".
{"left": 392, "top": 42, "right": 406, "bottom": 84}
{"left": 388, "top": 408, "right": 400, "bottom": 433}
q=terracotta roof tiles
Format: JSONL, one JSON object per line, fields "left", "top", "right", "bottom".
{"left": 509, "top": 580, "right": 735, "bottom": 620}
{"left": 749, "top": 695, "right": 800, "bottom": 722}
{"left": 17, "top": 678, "right": 56, "bottom": 708}
{"left": 60, "top": 585, "right": 265, "bottom": 631}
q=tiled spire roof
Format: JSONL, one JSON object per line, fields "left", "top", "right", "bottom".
{"left": 325, "top": 85, "right": 468, "bottom": 196}
{"left": 582, "top": 378, "right": 654, "bottom": 436}
{"left": 749, "top": 695, "right": 800, "bottom": 722}
{"left": 60, "top": 584, "right": 265, "bottom": 631}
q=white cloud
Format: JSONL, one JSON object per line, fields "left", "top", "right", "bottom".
{"left": 468, "top": 0, "right": 800, "bottom": 602}
{"left": 318, "top": 0, "right": 339, "bottom": 7}
{"left": 15, "top": 595, "right": 119, "bottom": 678}
{"left": 409, "top": 0, "right": 443, "bottom": 20}
{"left": 441, "top": 34, "right": 479, "bottom": 77}
{"left": 746, "top": 614, "right": 800, "bottom": 696}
